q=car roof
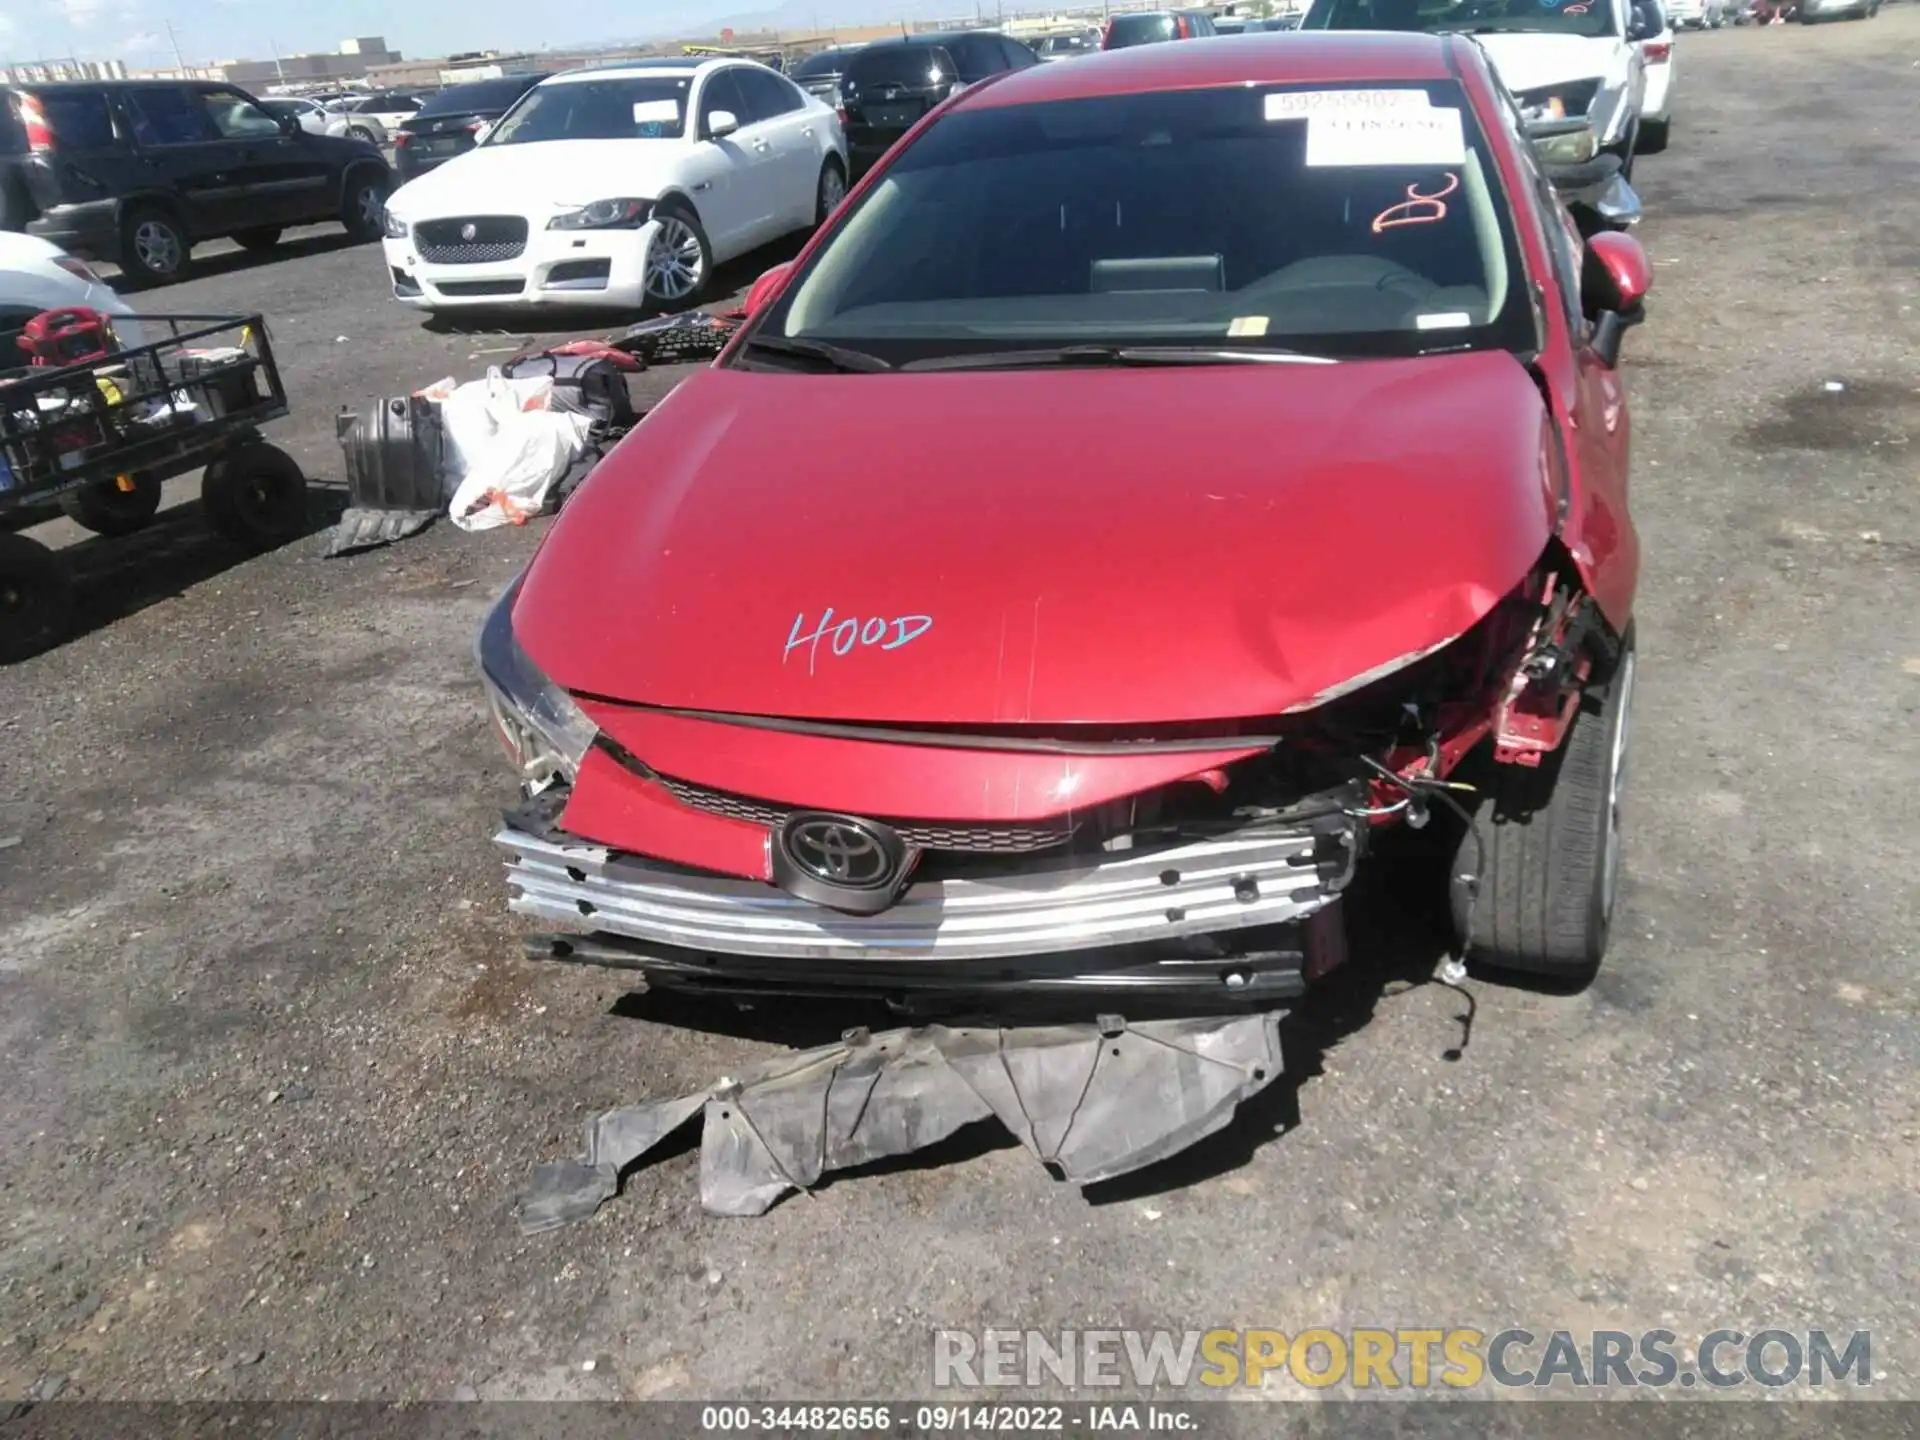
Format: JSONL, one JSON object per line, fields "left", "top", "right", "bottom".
{"left": 956, "top": 30, "right": 1460, "bottom": 108}
{"left": 857, "top": 29, "right": 996, "bottom": 47}
{"left": 550, "top": 57, "right": 725, "bottom": 82}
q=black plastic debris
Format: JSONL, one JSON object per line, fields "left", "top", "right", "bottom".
{"left": 518, "top": 1012, "right": 1281, "bottom": 1231}
{"left": 323, "top": 505, "right": 439, "bottom": 557}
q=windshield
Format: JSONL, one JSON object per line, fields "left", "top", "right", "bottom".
{"left": 758, "top": 82, "right": 1532, "bottom": 366}
{"left": 793, "top": 49, "right": 851, "bottom": 78}
{"left": 844, "top": 45, "right": 955, "bottom": 88}
{"left": 1041, "top": 33, "right": 1097, "bottom": 52}
{"left": 489, "top": 76, "right": 691, "bottom": 144}
{"left": 1306, "top": 0, "right": 1618, "bottom": 39}
{"left": 416, "top": 76, "right": 543, "bottom": 115}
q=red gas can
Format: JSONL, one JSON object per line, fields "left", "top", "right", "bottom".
{"left": 18, "top": 307, "right": 114, "bottom": 368}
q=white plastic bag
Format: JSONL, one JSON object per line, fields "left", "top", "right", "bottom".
{"left": 436, "top": 369, "right": 557, "bottom": 491}
{"left": 447, "top": 406, "right": 592, "bottom": 532}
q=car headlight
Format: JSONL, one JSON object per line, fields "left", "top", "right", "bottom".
{"left": 382, "top": 208, "right": 408, "bottom": 240}
{"left": 475, "top": 576, "right": 600, "bottom": 792}
{"left": 1516, "top": 78, "right": 1603, "bottom": 125}
{"left": 547, "top": 198, "right": 653, "bottom": 231}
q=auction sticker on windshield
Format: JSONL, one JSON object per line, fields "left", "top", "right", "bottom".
{"left": 1305, "top": 107, "right": 1465, "bottom": 168}
{"left": 633, "top": 100, "right": 681, "bottom": 123}
{"left": 1264, "top": 88, "right": 1431, "bottom": 120}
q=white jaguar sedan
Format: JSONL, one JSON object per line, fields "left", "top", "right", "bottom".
{"left": 380, "top": 59, "right": 848, "bottom": 312}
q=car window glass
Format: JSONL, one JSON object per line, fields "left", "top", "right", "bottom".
{"left": 775, "top": 80, "right": 1533, "bottom": 363}
{"left": 793, "top": 50, "right": 846, "bottom": 79}
{"left": 417, "top": 77, "right": 543, "bottom": 115}
{"left": 1105, "top": 14, "right": 1177, "bottom": 45}
{"left": 127, "top": 88, "right": 209, "bottom": 146}
{"left": 202, "top": 91, "right": 282, "bottom": 139}
{"left": 38, "top": 92, "right": 116, "bottom": 148}
{"left": 1485, "top": 76, "right": 1579, "bottom": 332}
{"left": 948, "top": 35, "right": 1000, "bottom": 79}
{"left": 998, "top": 37, "right": 1040, "bottom": 68}
{"left": 492, "top": 76, "right": 692, "bottom": 142}
{"left": 700, "top": 69, "right": 753, "bottom": 131}
{"left": 737, "top": 66, "right": 804, "bottom": 119}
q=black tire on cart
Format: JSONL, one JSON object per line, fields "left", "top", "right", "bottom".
{"left": 57, "top": 471, "right": 163, "bottom": 537}
{"left": 118, "top": 203, "right": 192, "bottom": 287}
{"left": 1451, "top": 626, "right": 1637, "bottom": 983}
{"left": 234, "top": 227, "right": 284, "bottom": 252}
{"left": 0, "top": 531, "right": 75, "bottom": 663}
{"left": 201, "top": 442, "right": 309, "bottom": 550}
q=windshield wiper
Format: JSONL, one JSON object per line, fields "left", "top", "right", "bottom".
{"left": 901, "top": 344, "right": 1337, "bottom": 373}
{"left": 740, "top": 334, "right": 893, "bottom": 373}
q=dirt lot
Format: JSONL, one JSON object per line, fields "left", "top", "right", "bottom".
{"left": 2, "top": 17, "right": 1917, "bottom": 1406}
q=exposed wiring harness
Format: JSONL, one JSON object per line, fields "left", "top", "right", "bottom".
{"left": 1356, "top": 754, "right": 1486, "bottom": 985}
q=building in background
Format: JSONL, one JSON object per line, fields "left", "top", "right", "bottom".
{"left": 0, "top": 58, "right": 130, "bottom": 83}
{"left": 217, "top": 36, "right": 402, "bottom": 91}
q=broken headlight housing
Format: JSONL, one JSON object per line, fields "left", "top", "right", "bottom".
{"left": 1515, "top": 78, "right": 1603, "bottom": 126}
{"left": 475, "top": 576, "right": 600, "bottom": 793}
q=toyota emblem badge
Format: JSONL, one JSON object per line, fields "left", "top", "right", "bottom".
{"left": 459, "top": 222, "right": 478, "bottom": 241}
{"left": 773, "top": 812, "right": 913, "bottom": 915}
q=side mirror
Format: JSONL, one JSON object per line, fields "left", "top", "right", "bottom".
{"left": 1627, "top": 3, "right": 1664, "bottom": 39}
{"left": 471, "top": 120, "right": 494, "bottom": 144}
{"left": 743, "top": 261, "right": 793, "bottom": 318}
{"left": 1583, "top": 230, "right": 1651, "bottom": 367}
{"left": 706, "top": 109, "right": 740, "bottom": 141}
{"left": 277, "top": 113, "right": 299, "bottom": 136}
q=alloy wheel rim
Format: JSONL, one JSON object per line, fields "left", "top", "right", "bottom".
{"left": 1599, "top": 650, "right": 1636, "bottom": 921}
{"left": 819, "top": 168, "right": 846, "bottom": 217}
{"left": 646, "top": 217, "right": 703, "bottom": 301}
{"left": 358, "top": 185, "right": 384, "bottom": 227}
{"left": 136, "top": 220, "right": 180, "bottom": 274}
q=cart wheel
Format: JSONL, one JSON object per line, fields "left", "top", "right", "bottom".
{"left": 202, "top": 443, "right": 310, "bottom": 550}
{"left": 58, "top": 471, "right": 163, "bottom": 537}
{"left": 0, "top": 531, "right": 75, "bottom": 663}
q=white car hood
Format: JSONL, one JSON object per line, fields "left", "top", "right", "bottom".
{"left": 1476, "top": 32, "right": 1625, "bottom": 92}
{"left": 389, "top": 140, "right": 690, "bottom": 221}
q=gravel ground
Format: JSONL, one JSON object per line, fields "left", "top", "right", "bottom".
{"left": 2, "top": 18, "right": 1917, "bottom": 1406}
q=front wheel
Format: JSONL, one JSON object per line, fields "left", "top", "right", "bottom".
{"left": 642, "top": 202, "right": 712, "bottom": 311}
{"left": 341, "top": 170, "right": 388, "bottom": 243}
{"left": 1451, "top": 628, "right": 1637, "bottom": 983}
{"left": 58, "top": 471, "right": 162, "bottom": 536}
{"left": 815, "top": 157, "right": 848, "bottom": 227}
{"left": 201, "top": 442, "right": 309, "bottom": 550}
{"left": 0, "top": 531, "right": 74, "bottom": 663}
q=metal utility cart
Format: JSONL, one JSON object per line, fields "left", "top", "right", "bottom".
{"left": 0, "top": 312, "right": 306, "bottom": 663}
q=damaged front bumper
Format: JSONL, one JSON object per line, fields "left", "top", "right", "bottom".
{"left": 499, "top": 809, "right": 1360, "bottom": 1009}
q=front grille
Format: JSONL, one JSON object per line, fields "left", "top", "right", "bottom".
{"left": 652, "top": 772, "right": 1073, "bottom": 854}
{"left": 434, "top": 278, "right": 526, "bottom": 297}
{"left": 414, "top": 215, "right": 528, "bottom": 264}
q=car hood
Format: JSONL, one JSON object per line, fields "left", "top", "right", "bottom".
{"left": 513, "top": 351, "right": 1558, "bottom": 726}
{"left": 389, "top": 140, "right": 689, "bottom": 218}
{"left": 1476, "top": 32, "right": 1625, "bottom": 92}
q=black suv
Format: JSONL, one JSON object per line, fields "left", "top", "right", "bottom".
{"left": 839, "top": 32, "right": 1041, "bottom": 179}
{"left": 3, "top": 80, "right": 392, "bottom": 286}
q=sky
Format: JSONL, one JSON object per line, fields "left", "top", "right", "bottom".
{"left": 0, "top": 0, "right": 771, "bottom": 69}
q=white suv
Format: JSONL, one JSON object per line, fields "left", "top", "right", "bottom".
{"left": 381, "top": 61, "right": 848, "bottom": 313}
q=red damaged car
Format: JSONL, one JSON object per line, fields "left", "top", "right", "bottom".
{"left": 478, "top": 33, "right": 1651, "bottom": 1014}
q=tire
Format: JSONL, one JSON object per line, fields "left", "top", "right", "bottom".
{"left": 642, "top": 200, "right": 712, "bottom": 310}
{"left": 57, "top": 471, "right": 162, "bottom": 537}
{"left": 1451, "top": 627, "right": 1637, "bottom": 982}
{"left": 1635, "top": 117, "right": 1670, "bottom": 155}
{"left": 118, "top": 204, "right": 191, "bottom": 287}
{"left": 0, "top": 177, "right": 30, "bottom": 234}
{"left": 201, "top": 442, "right": 309, "bottom": 550}
{"left": 0, "top": 531, "right": 74, "bottom": 663}
{"left": 340, "top": 169, "right": 389, "bottom": 243}
{"left": 234, "top": 226, "right": 283, "bottom": 252}
{"left": 814, "top": 156, "right": 848, "bottom": 227}
{"left": 347, "top": 124, "right": 378, "bottom": 143}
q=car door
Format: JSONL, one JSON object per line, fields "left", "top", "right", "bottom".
{"left": 732, "top": 67, "right": 821, "bottom": 232}
{"left": 688, "top": 67, "right": 764, "bottom": 258}
{"left": 197, "top": 87, "right": 332, "bottom": 227}
{"left": 120, "top": 85, "right": 252, "bottom": 237}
